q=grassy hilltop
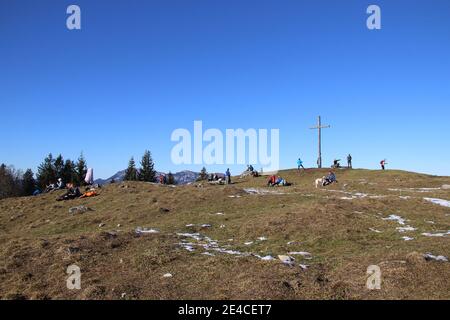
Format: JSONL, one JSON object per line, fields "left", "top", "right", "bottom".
{"left": 0, "top": 168, "right": 449, "bottom": 299}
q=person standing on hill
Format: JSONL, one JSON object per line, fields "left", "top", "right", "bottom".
{"left": 297, "top": 158, "right": 305, "bottom": 171}
{"left": 225, "top": 168, "right": 231, "bottom": 184}
{"left": 380, "top": 159, "right": 387, "bottom": 170}
{"left": 347, "top": 154, "right": 352, "bottom": 169}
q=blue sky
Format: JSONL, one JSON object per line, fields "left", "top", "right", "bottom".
{"left": 1, "top": 0, "right": 449, "bottom": 178}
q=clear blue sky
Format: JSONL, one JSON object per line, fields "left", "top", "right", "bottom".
{"left": 1, "top": 0, "right": 450, "bottom": 178}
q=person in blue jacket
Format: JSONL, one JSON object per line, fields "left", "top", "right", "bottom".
{"left": 225, "top": 168, "right": 231, "bottom": 184}
{"left": 297, "top": 158, "right": 305, "bottom": 171}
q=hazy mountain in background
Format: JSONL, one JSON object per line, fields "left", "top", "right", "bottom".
{"left": 95, "top": 170, "right": 199, "bottom": 185}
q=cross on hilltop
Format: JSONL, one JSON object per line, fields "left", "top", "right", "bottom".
{"left": 309, "top": 116, "right": 330, "bottom": 169}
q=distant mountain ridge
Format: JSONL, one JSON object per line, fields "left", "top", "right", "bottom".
{"left": 94, "top": 170, "right": 199, "bottom": 185}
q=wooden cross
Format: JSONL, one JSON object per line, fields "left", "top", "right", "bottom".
{"left": 309, "top": 116, "right": 330, "bottom": 168}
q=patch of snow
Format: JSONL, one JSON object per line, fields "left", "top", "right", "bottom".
{"left": 244, "top": 241, "right": 253, "bottom": 245}
{"left": 383, "top": 214, "right": 407, "bottom": 225}
{"left": 369, "top": 228, "right": 382, "bottom": 233}
{"left": 255, "top": 255, "right": 275, "bottom": 261}
{"left": 299, "top": 264, "right": 309, "bottom": 270}
{"left": 390, "top": 187, "right": 441, "bottom": 193}
{"left": 288, "top": 252, "right": 312, "bottom": 259}
{"left": 257, "top": 237, "right": 267, "bottom": 241}
{"left": 177, "top": 232, "right": 202, "bottom": 240}
{"left": 396, "top": 226, "right": 417, "bottom": 233}
{"left": 278, "top": 255, "right": 295, "bottom": 266}
{"left": 162, "top": 273, "right": 173, "bottom": 278}
{"left": 135, "top": 227, "right": 159, "bottom": 234}
{"left": 421, "top": 231, "right": 450, "bottom": 237}
{"left": 424, "top": 253, "right": 448, "bottom": 262}
{"left": 243, "top": 188, "right": 286, "bottom": 195}
{"left": 401, "top": 236, "right": 414, "bottom": 241}
{"left": 423, "top": 198, "right": 450, "bottom": 208}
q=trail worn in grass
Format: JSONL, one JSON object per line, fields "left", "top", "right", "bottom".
{"left": 0, "top": 169, "right": 449, "bottom": 299}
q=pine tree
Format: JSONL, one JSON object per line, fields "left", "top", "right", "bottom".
{"left": 37, "top": 153, "right": 56, "bottom": 188}
{"left": 75, "top": 153, "right": 87, "bottom": 185}
{"left": 54, "top": 154, "right": 64, "bottom": 180}
{"left": 167, "top": 171, "right": 175, "bottom": 185}
{"left": 124, "top": 157, "right": 138, "bottom": 181}
{"left": 198, "top": 167, "right": 208, "bottom": 181}
{"left": 138, "top": 150, "right": 156, "bottom": 182}
{"left": 22, "top": 169, "right": 36, "bottom": 196}
{"left": 62, "top": 159, "right": 76, "bottom": 184}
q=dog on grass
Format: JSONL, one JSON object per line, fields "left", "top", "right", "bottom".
{"left": 315, "top": 176, "right": 326, "bottom": 188}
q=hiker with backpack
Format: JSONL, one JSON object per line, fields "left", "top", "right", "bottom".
{"left": 380, "top": 159, "right": 387, "bottom": 170}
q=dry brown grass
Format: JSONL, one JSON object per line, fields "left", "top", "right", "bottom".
{"left": 0, "top": 168, "right": 449, "bottom": 300}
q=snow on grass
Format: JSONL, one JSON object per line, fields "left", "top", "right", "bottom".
{"left": 288, "top": 252, "right": 312, "bottom": 259}
{"left": 383, "top": 214, "right": 407, "bottom": 225}
{"left": 424, "top": 253, "right": 448, "bottom": 262}
{"left": 396, "top": 226, "right": 417, "bottom": 233}
{"left": 423, "top": 198, "right": 450, "bottom": 208}
{"left": 176, "top": 232, "right": 313, "bottom": 267}
{"left": 421, "top": 231, "right": 450, "bottom": 237}
{"left": 243, "top": 188, "right": 287, "bottom": 195}
{"left": 135, "top": 227, "right": 159, "bottom": 234}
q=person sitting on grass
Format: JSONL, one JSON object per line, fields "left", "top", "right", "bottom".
{"left": 57, "top": 178, "right": 65, "bottom": 189}
{"left": 267, "top": 175, "right": 277, "bottom": 187}
{"left": 322, "top": 171, "right": 337, "bottom": 186}
{"left": 267, "top": 175, "right": 291, "bottom": 187}
{"left": 56, "top": 186, "right": 81, "bottom": 201}
{"left": 45, "top": 182, "right": 57, "bottom": 193}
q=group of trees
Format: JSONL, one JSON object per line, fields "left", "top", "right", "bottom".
{"left": 124, "top": 150, "right": 156, "bottom": 182}
{"left": 0, "top": 164, "right": 33, "bottom": 199}
{"left": 36, "top": 153, "right": 88, "bottom": 188}
{"left": 0, "top": 153, "right": 88, "bottom": 200}
{"left": 124, "top": 150, "right": 175, "bottom": 184}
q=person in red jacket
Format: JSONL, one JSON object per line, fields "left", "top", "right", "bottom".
{"left": 380, "top": 159, "right": 387, "bottom": 170}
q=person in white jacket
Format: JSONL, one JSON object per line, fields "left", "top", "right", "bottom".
{"left": 84, "top": 168, "right": 94, "bottom": 185}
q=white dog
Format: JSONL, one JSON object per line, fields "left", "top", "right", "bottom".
{"left": 314, "top": 176, "right": 326, "bottom": 188}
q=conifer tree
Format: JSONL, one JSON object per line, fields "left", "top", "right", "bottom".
{"left": 167, "top": 171, "right": 175, "bottom": 185}
{"left": 75, "top": 153, "right": 87, "bottom": 185}
{"left": 62, "top": 159, "right": 76, "bottom": 184}
{"left": 124, "top": 157, "right": 138, "bottom": 181}
{"left": 37, "top": 153, "right": 56, "bottom": 188}
{"left": 22, "top": 169, "right": 36, "bottom": 196}
{"left": 54, "top": 154, "right": 65, "bottom": 180}
{"left": 138, "top": 150, "right": 156, "bottom": 182}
